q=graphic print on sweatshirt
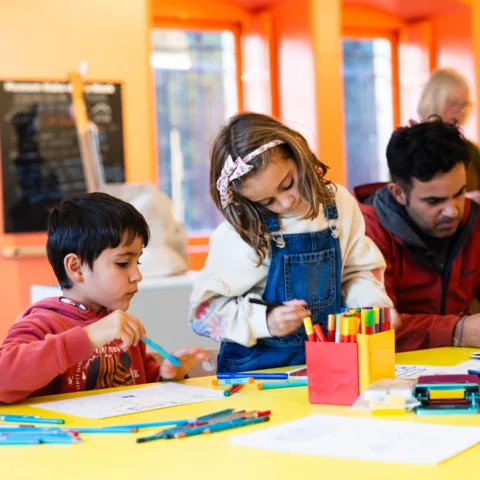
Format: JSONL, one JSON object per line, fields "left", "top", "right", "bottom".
{"left": 62, "top": 342, "right": 140, "bottom": 393}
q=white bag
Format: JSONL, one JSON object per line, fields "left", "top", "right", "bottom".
{"left": 101, "top": 183, "right": 188, "bottom": 277}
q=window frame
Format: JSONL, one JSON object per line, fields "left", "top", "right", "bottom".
{"left": 151, "top": 19, "right": 244, "bottom": 268}
{"left": 342, "top": 27, "right": 400, "bottom": 129}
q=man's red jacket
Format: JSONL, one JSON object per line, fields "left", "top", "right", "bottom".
{"left": 354, "top": 183, "right": 480, "bottom": 352}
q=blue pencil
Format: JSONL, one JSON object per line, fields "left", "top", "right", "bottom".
{"left": 0, "top": 434, "right": 80, "bottom": 444}
{"left": 0, "top": 426, "right": 136, "bottom": 434}
{"left": 217, "top": 373, "right": 288, "bottom": 380}
{"left": 0, "top": 414, "right": 64, "bottom": 424}
{"left": 0, "top": 437, "right": 41, "bottom": 445}
{"left": 141, "top": 337, "right": 180, "bottom": 367}
{"left": 172, "top": 416, "right": 270, "bottom": 439}
{"left": 116, "top": 420, "right": 188, "bottom": 430}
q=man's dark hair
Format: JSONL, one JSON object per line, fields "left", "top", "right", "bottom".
{"left": 47, "top": 192, "right": 150, "bottom": 289}
{"left": 386, "top": 118, "right": 470, "bottom": 191}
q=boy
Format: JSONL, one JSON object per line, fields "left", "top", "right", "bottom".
{"left": 0, "top": 192, "right": 208, "bottom": 404}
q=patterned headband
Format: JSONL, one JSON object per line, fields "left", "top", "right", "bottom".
{"left": 216, "top": 140, "right": 285, "bottom": 209}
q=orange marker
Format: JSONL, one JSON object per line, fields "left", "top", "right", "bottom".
{"left": 327, "top": 314, "right": 335, "bottom": 342}
{"left": 382, "top": 306, "right": 391, "bottom": 331}
{"left": 373, "top": 307, "right": 380, "bottom": 334}
{"left": 341, "top": 316, "right": 350, "bottom": 342}
{"left": 350, "top": 316, "right": 359, "bottom": 343}
{"left": 303, "top": 317, "right": 315, "bottom": 342}
{"left": 313, "top": 324, "right": 327, "bottom": 342}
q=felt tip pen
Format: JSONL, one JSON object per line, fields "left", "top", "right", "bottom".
{"left": 257, "top": 379, "right": 308, "bottom": 390}
{"left": 141, "top": 337, "right": 180, "bottom": 367}
{"left": 249, "top": 298, "right": 283, "bottom": 309}
{"left": 303, "top": 317, "right": 315, "bottom": 342}
{"left": 327, "top": 314, "right": 335, "bottom": 342}
{"left": 212, "top": 377, "right": 254, "bottom": 386}
{"left": 313, "top": 324, "right": 327, "bottom": 343}
{"left": 224, "top": 384, "right": 244, "bottom": 397}
{"left": 217, "top": 372, "right": 289, "bottom": 380}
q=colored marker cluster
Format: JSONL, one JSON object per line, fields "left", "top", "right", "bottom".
{"left": 136, "top": 408, "right": 271, "bottom": 443}
{"left": 304, "top": 307, "right": 393, "bottom": 345}
{"left": 0, "top": 409, "right": 271, "bottom": 445}
{"left": 215, "top": 372, "right": 308, "bottom": 390}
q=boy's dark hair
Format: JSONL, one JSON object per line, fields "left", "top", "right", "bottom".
{"left": 386, "top": 118, "right": 470, "bottom": 192}
{"left": 47, "top": 192, "right": 150, "bottom": 289}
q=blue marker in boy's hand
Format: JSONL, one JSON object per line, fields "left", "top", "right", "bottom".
{"left": 141, "top": 337, "right": 181, "bottom": 366}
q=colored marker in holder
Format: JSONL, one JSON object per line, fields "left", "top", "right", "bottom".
{"left": 305, "top": 329, "right": 395, "bottom": 406}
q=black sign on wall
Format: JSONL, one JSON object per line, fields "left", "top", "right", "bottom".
{"left": 0, "top": 80, "right": 125, "bottom": 233}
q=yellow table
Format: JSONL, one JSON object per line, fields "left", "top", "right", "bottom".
{"left": 1, "top": 348, "right": 480, "bottom": 480}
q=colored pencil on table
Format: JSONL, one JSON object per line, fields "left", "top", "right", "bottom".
{"left": 0, "top": 414, "right": 64, "bottom": 425}
{"left": 173, "top": 416, "right": 270, "bottom": 439}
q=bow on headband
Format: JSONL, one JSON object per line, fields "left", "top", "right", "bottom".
{"left": 216, "top": 139, "right": 285, "bottom": 209}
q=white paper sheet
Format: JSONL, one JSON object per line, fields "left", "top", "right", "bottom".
{"left": 230, "top": 414, "right": 480, "bottom": 465}
{"left": 395, "top": 359, "right": 480, "bottom": 378}
{"left": 31, "top": 383, "right": 225, "bottom": 419}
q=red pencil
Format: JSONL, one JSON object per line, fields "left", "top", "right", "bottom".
{"left": 224, "top": 384, "right": 244, "bottom": 397}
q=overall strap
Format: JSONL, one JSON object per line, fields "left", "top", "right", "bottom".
{"left": 324, "top": 188, "right": 340, "bottom": 239}
{"left": 264, "top": 215, "right": 285, "bottom": 249}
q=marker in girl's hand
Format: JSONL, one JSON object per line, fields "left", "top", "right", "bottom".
{"left": 249, "top": 298, "right": 283, "bottom": 309}
{"left": 141, "top": 337, "right": 181, "bottom": 367}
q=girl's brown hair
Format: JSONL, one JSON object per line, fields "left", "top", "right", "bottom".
{"left": 210, "top": 112, "right": 333, "bottom": 262}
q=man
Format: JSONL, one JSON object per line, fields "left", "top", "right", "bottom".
{"left": 354, "top": 119, "right": 480, "bottom": 351}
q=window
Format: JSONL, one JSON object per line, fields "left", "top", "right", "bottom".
{"left": 152, "top": 28, "right": 239, "bottom": 232}
{"left": 343, "top": 38, "right": 395, "bottom": 189}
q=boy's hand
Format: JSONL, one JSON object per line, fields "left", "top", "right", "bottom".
{"left": 266, "top": 300, "right": 311, "bottom": 337}
{"left": 160, "top": 346, "right": 209, "bottom": 381}
{"left": 84, "top": 310, "right": 146, "bottom": 350}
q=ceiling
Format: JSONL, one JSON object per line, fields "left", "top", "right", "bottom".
{"left": 227, "top": 0, "right": 469, "bottom": 20}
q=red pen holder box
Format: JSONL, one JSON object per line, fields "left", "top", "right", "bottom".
{"left": 305, "top": 329, "right": 395, "bottom": 406}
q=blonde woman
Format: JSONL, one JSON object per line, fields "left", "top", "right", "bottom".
{"left": 417, "top": 68, "right": 480, "bottom": 199}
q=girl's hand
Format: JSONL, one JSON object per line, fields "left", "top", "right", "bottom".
{"left": 160, "top": 346, "right": 209, "bottom": 381}
{"left": 390, "top": 308, "right": 401, "bottom": 329}
{"left": 266, "top": 300, "right": 311, "bottom": 337}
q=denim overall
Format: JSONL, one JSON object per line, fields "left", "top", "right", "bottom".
{"left": 217, "top": 202, "right": 342, "bottom": 372}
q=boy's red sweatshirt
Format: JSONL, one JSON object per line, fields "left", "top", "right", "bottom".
{"left": 0, "top": 297, "right": 160, "bottom": 404}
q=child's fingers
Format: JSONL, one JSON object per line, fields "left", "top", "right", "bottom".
{"left": 160, "top": 363, "right": 178, "bottom": 380}
{"left": 284, "top": 299, "right": 308, "bottom": 308}
{"left": 118, "top": 330, "right": 134, "bottom": 350}
{"left": 281, "top": 308, "right": 311, "bottom": 321}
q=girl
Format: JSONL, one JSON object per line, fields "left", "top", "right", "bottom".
{"left": 189, "top": 112, "right": 397, "bottom": 372}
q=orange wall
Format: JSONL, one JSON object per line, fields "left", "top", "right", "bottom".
{"left": 269, "top": 0, "right": 317, "bottom": 146}
{"left": 268, "top": 0, "right": 345, "bottom": 184}
{"left": 0, "top": 0, "right": 154, "bottom": 338}
{"left": 432, "top": 9, "right": 478, "bottom": 142}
